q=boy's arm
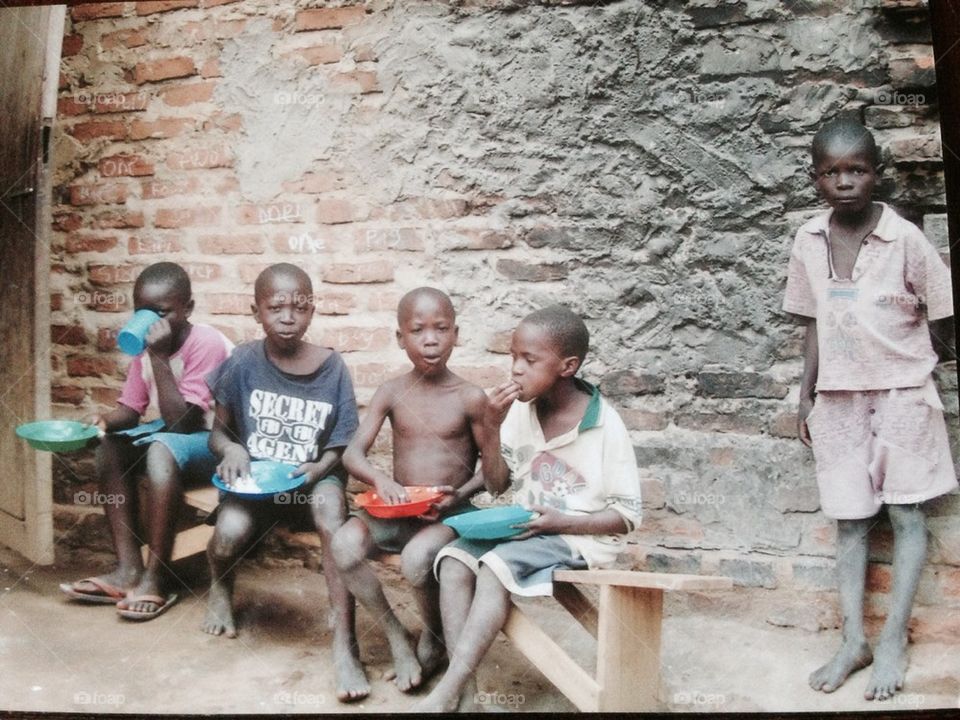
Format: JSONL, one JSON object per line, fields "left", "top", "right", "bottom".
{"left": 481, "top": 381, "right": 521, "bottom": 496}
{"left": 798, "top": 317, "right": 818, "bottom": 447}
{"left": 516, "top": 506, "right": 629, "bottom": 538}
{"left": 88, "top": 404, "right": 140, "bottom": 433}
{"left": 341, "top": 384, "right": 408, "bottom": 503}
{"left": 152, "top": 356, "right": 205, "bottom": 433}
{"left": 293, "top": 446, "right": 345, "bottom": 490}
{"left": 208, "top": 403, "right": 250, "bottom": 483}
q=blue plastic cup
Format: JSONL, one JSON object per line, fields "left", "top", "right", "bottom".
{"left": 117, "top": 309, "right": 161, "bottom": 355}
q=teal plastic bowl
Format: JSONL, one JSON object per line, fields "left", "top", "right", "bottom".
{"left": 443, "top": 505, "right": 535, "bottom": 540}
{"left": 15, "top": 420, "right": 99, "bottom": 453}
{"left": 212, "top": 460, "right": 303, "bottom": 498}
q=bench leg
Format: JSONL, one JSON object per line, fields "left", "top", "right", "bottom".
{"left": 596, "top": 585, "right": 663, "bottom": 711}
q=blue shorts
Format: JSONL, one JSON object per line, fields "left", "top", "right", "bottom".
{"left": 112, "top": 418, "right": 217, "bottom": 481}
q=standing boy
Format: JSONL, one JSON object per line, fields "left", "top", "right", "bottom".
{"left": 415, "top": 305, "right": 642, "bottom": 712}
{"left": 202, "top": 263, "right": 368, "bottom": 702}
{"left": 333, "top": 287, "right": 487, "bottom": 694}
{"left": 60, "top": 262, "right": 233, "bottom": 620}
{"left": 785, "top": 119, "right": 956, "bottom": 701}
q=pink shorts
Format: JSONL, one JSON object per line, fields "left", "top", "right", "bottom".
{"left": 807, "top": 378, "right": 958, "bottom": 520}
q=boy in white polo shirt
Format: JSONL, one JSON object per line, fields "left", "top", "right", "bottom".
{"left": 414, "top": 304, "right": 641, "bottom": 712}
{"left": 785, "top": 118, "right": 956, "bottom": 701}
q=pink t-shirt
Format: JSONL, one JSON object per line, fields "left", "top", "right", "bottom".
{"left": 783, "top": 203, "right": 953, "bottom": 392}
{"left": 119, "top": 323, "right": 234, "bottom": 428}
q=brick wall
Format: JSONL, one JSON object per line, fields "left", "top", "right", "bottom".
{"left": 50, "top": 0, "right": 959, "bottom": 636}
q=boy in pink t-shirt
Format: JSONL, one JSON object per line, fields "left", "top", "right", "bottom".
{"left": 784, "top": 119, "right": 956, "bottom": 701}
{"left": 60, "top": 262, "right": 233, "bottom": 620}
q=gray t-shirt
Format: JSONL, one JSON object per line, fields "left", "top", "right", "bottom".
{"left": 206, "top": 340, "right": 358, "bottom": 467}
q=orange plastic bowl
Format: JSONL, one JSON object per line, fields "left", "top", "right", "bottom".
{"left": 354, "top": 486, "right": 444, "bottom": 518}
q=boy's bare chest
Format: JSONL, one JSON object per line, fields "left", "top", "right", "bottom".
{"left": 391, "top": 392, "right": 470, "bottom": 439}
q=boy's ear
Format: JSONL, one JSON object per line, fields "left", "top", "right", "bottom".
{"left": 874, "top": 162, "right": 885, "bottom": 177}
{"left": 250, "top": 302, "right": 260, "bottom": 321}
{"left": 396, "top": 328, "right": 405, "bottom": 349}
{"left": 559, "top": 356, "right": 581, "bottom": 378}
{"left": 185, "top": 298, "right": 195, "bottom": 317}
{"left": 808, "top": 166, "right": 819, "bottom": 182}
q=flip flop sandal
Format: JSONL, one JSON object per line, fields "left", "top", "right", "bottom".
{"left": 59, "top": 577, "right": 129, "bottom": 604}
{"left": 116, "top": 592, "right": 179, "bottom": 621}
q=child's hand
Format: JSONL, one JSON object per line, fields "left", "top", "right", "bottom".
{"left": 145, "top": 317, "right": 174, "bottom": 358}
{"left": 423, "top": 485, "right": 459, "bottom": 520}
{"left": 217, "top": 445, "right": 251, "bottom": 485}
{"left": 83, "top": 413, "right": 108, "bottom": 434}
{"left": 510, "top": 504, "right": 565, "bottom": 539}
{"left": 291, "top": 462, "right": 324, "bottom": 487}
{"left": 373, "top": 478, "right": 409, "bottom": 505}
{"left": 798, "top": 397, "right": 814, "bottom": 448}
{"left": 484, "top": 381, "right": 521, "bottom": 429}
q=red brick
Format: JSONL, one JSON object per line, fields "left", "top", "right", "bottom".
{"left": 88, "top": 264, "right": 141, "bottom": 286}
{"left": 294, "top": 6, "right": 366, "bottom": 31}
{"left": 286, "top": 45, "right": 343, "bottom": 66}
{"left": 98, "top": 154, "right": 154, "bottom": 178}
{"left": 57, "top": 97, "right": 89, "bottom": 117}
{"left": 51, "top": 293, "right": 64, "bottom": 311}
{"left": 91, "top": 386, "right": 122, "bottom": 407}
{"left": 127, "top": 236, "right": 183, "bottom": 255}
{"left": 67, "top": 355, "right": 119, "bottom": 378}
{"left": 141, "top": 178, "right": 199, "bottom": 199}
{"left": 93, "top": 210, "right": 145, "bottom": 229}
{"left": 198, "top": 234, "right": 265, "bottom": 254}
{"left": 97, "top": 328, "right": 119, "bottom": 352}
{"left": 441, "top": 229, "right": 513, "bottom": 251}
{"left": 71, "top": 3, "right": 125, "bottom": 21}
{"left": 486, "top": 329, "right": 512, "bottom": 354}
{"left": 62, "top": 34, "right": 84, "bottom": 57}
{"left": 133, "top": 56, "right": 197, "bottom": 84}
{"left": 314, "top": 292, "right": 356, "bottom": 315}
{"left": 200, "top": 58, "right": 221, "bottom": 78}
{"left": 237, "top": 202, "right": 304, "bottom": 225}
{"left": 321, "top": 326, "right": 391, "bottom": 353}
{"left": 136, "top": 0, "right": 199, "bottom": 14}
{"left": 69, "top": 184, "right": 128, "bottom": 206}
{"left": 64, "top": 234, "right": 119, "bottom": 254}
{"left": 52, "top": 385, "right": 86, "bottom": 405}
{"left": 322, "top": 261, "right": 393, "bottom": 284}
{"left": 166, "top": 146, "right": 232, "bottom": 171}
{"left": 414, "top": 197, "right": 469, "bottom": 219}
{"left": 213, "top": 175, "right": 241, "bottom": 193}
{"left": 330, "top": 70, "right": 379, "bottom": 94}
{"left": 53, "top": 213, "right": 83, "bottom": 232}
{"left": 867, "top": 564, "right": 893, "bottom": 594}
{"left": 182, "top": 262, "right": 221, "bottom": 282}
{"left": 92, "top": 91, "right": 149, "bottom": 114}
{"left": 67, "top": 121, "right": 126, "bottom": 142}
{"left": 316, "top": 198, "right": 367, "bottom": 224}
{"left": 283, "top": 171, "right": 339, "bottom": 194}
{"left": 51, "top": 324, "right": 89, "bottom": 346}
{"left": 355, "top": 228, "right": 426, "bottom": 252}
{"left": 496, "top": 259, "right": 568, "bottom": 282}
{"left": 366, "top": 291, "right": 401, "bottom": 312}
{"left": 129, "top": 118, "right": 192, "bottom": 140}
{"left": 208, "top": 293, "right": 254, "bottom": 315}
{"left": 354, "top": 43, "right": 377, "bottom": 62}
{"left": 160, "top": 80, "right": 216, "bottom": 107}
{"left": 154, "top": 206, "right": 221, "bottom": 228}
{"left": 101, "top": 27, "right": 149, "bottom": 49}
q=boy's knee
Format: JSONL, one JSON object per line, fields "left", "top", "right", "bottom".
{"left": 207, "top": 532, "right": 241, "bottom": 564}
{"left": 438, "top": 556, "right": 472, "bottom": 584}
{"left": 400, "top": 545, "right": 435, "bottom": 587}
{"left": 331, "top": 520, "right": 370, "bottom": 572}
{"left": 145, "top": 442, "right": 181, "bottom": 485}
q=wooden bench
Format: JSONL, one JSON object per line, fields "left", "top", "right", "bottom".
{"left": 141, "top": 486, "right": 219, "bottom": 562}
{"left": 374, "top": 553, "right": 732, "bottom": 712}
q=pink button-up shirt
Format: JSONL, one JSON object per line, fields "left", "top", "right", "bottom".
{"left": 783, "top": 203, "right": 953, "bottom": 392}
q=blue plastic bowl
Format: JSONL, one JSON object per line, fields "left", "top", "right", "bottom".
{"left": 15, "top": 420, "right": 99, "bottom": 453}
{"left": 212, "top": 460, "right": 303, "bottom": 498}
{"left": 443, "top": 505, "right": 535, "bottom": 540}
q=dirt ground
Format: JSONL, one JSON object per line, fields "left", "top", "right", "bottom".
{"left": 0, "top": 546, "right": 957, "bottom": 714}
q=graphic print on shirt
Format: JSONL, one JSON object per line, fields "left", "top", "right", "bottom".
{"left": 246, "top": 388, "right": 333, "bottom": 464}
{"left": 520, "top": 450, "right": 588, "bottom": 510}
{"left": 823, "top": 288, "right": 863, "bottom": 363}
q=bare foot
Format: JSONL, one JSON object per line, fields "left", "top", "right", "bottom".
{"left": 864, "top": 638, "right": 907, "bottom": 701}
{"left": 416, "top": 631, "right": 447, "bottom": 682}
{"left": 334, "top": 646, "right": 370, "bottom": 702}
{"left": 201, "top": 579, "right": 237, "bottom": 638}
{"left": 73, "top": 568, "right": 140, "bottom": 595}
{"left": 120, "top": 574, "right": 165, "bottom": 614}
{"left": 411, "top": 681, "right": 461, "bottom": 713}
{"left": 386, "top": 630, "right": 423, "bottom": 692}
{"left": 809, "top": 639, "right": 873, "bottom": 692}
